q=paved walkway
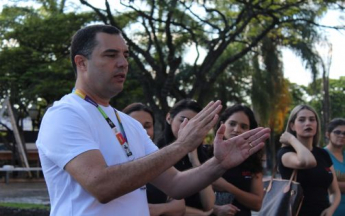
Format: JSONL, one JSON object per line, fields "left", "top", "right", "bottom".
{"left": 0, "top": 179, "right": 49, "bottom": 205}
{"left": 0, "top": 179, "right": 260, "bottom": 215}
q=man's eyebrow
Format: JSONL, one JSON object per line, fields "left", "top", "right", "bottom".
{"left": 103, "top": 49, "right": 129, "bottom": 54}
{"left": 103, "top": 49, "right": 120, "bottom": 53}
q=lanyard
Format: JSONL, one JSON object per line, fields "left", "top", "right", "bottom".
{"left": 74, "top": 89, "right": 134, "bottom": 160}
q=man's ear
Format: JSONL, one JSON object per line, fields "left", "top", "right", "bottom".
{"left": 166, "top": 113, "right": 171, "bottom": 125}
{"left": 74, "top": 55, "right": 87, "bottom": 72}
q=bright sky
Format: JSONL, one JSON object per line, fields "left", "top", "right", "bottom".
{"left": 283, "top": 10, "right": 345, "bottom": 86}
{"left": 1, "top": 1, "right": 344, "bottom": 86}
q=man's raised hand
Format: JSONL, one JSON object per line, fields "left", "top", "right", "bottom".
{"left": 176, "top": 100, "right": 222, "bottom": 152}
{"left": 213, "top": 125, "right": 270, "bottom": 170}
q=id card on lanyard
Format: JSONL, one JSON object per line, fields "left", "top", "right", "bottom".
{"left": 74, "top": 89, "right": 134, "bottom": 161}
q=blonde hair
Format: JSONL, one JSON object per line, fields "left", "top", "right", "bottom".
{"left": 285, "top": 105, "right": 320, "bottom": 147}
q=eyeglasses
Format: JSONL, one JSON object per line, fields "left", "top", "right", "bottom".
{"left": 332, "top": 130, "right": 345, "bottom": 136}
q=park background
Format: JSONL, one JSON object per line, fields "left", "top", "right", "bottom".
{"left": 0, "top": 0, "right": 345, "bottom": 177}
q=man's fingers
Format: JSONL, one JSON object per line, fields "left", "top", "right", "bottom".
{"left": 245, "top": 128, "right": 270, "bottom": 146}
{"left": 204, "top": 113, "right": 220, "bottom": 131}
{"left": 193, "top": 101, "right": 217, "bottom": 119}
{"left": 249, "top": 142, "right": 264, "bottom": 154}
{"left": 240, "top": 127, "right": 266, "bottom": 140}
{"left": 236, "top": 128, "right": 270, "bottom": 155}
{"left": 214, "top": 124, "right": 225, "bottom": 143}
{"left": 197, "top": 104, "right": 222, "bottom": 129}
{"left": 193, "top": 100, "right": 222, "bottom": 125}
{"left": 179, "top": 118, "right": 188, "bottom": 130}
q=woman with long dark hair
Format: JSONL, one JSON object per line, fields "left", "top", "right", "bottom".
{"left": 211, "top": 104, "right": 263, "bottom": 216}
{"left": 157, "top": 99, "right": 215, "bottom": 216}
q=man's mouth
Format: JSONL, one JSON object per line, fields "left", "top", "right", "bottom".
{"left": 114, "top": 73, "right": 126, "bottom": 78}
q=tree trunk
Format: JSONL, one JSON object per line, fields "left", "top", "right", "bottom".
{"left": 321, "top": 45, "right": 332, "bottom": 144}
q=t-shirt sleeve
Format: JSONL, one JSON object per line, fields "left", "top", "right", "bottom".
{"left": 277, "top": 146, "right": 295, "bottom": 164}
{"left": 37, "top": 104, "right": 99, "bottom": 169}
{"left": 143, "top": 131, "right": 158, "bottom": 155}
{"left": 277, "top": 146, "right": 295, "bottom": 179}
{"left": 320, "top": 148, "right": 333, "bottom": 167}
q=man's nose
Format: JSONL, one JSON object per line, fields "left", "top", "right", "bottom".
{"left": 117, "top": 55, "right": 128, "bottom": 67}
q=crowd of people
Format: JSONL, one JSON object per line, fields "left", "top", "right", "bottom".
{"left": 36, "top": 24, "right": 345, "bottom": 216}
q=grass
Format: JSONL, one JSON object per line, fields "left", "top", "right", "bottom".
{"left": 0, "top": 202, "right": 50, "bottom": 210}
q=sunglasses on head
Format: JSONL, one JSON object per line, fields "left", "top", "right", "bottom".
{"left": 332, "top": 130, "right": 345, "bottom": 136}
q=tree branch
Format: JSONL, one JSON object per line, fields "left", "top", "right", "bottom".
{"left": 79, "top": 0, "right": 108, "bottom": 24}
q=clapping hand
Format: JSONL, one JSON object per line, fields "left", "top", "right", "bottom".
{"left": 177, "top": 101, "right": 222, "bottom": 152}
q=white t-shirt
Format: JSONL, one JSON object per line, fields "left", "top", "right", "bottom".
{"left": 36, "top": 93, "right": 158, "bottom": 216}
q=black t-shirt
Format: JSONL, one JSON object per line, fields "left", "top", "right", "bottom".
{"left": 146, "top": 183, "right": 167, "bottom": 204}
{"left": 221, "top": 165, "right": 253, "bottom": 216}
{"left": 277, "top": 146, "right": 333, "bottom": 216}
{"left": 174, "top": 145, "right": 209, "bottom": 210}
{"left": 146, "top": 145, "right": 208, "bottom": 208}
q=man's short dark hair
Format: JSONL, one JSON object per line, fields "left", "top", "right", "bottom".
{"left": 70, "top": 25, "right": 122, "bottom": 76}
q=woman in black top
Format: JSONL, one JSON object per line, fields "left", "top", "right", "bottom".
{"left": 211, "top": 105, "right": 264, "bottom": 216}
{"left": 277, "top": 104, "right": 340, "bottom": 216}
{"left": 123, "top": 103, "right": 185, "bottom": 216}
{"left": 157, "top": 99, "right": 215, "bottom": 216}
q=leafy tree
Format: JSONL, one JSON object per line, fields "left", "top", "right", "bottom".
{"left": 79, "top": 0, "right": 344, "bottom": 127}
{"left": 251, "top": 36, "right": 292, "bottom": 170}
{"left": 1, "top": 0, "right": 344, "bottom": 132}
{"left": 283, "top": 76, "right": 345, "bottom": 145}
{"left": 0, "top": 1, "right": 96, "bottom": 125}
{"left": 307, "top": 76, "right": 345, "bottom": 143}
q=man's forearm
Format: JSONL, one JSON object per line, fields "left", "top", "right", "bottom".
{"left": 155, "top": 157, "right": 226, "bottom": 199}
{"left": 67, "top": 101, "right": 223, "bottom": 203}
{"left": 66, "top": 143, "right": 190, "bottom": 203}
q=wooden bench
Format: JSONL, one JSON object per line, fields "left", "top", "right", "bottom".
{"left": 0, "top": 150, "right": 39, "bottom": 161}
{"left": 0, "top": 143, "right": 40, "bottom": 163}
{"left": 0, "top": 167, "right": 42, "bottom": 184}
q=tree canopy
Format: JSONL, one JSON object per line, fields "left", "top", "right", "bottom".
{"left": 0, "top": 0, "right": 344, "bottom": 134}
{"left": 0, "top": 1, "right": 96, "bottom": 122}
{"left": 78, "top": 0, "right": 344, "bottom": 126}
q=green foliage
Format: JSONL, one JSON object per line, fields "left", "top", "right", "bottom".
{"left": 307, "top": 76, "right": 345, "bottom": 120}
{"left": 1, "top": 0, "right": 344, "bottom": 131}
{"left": 210, "top": 46, "right": 253, "bottom": 104}
{"left": 287, "top": 82, "right": 309, "bottom": 107}
{"left": 0, "top": 202, "right": 50, "bottom": 210}
{"left": 285, "top": 76, "right": 345, "bottom": 144}
{"left": 0, "top": 3, "right": 96, "bottom": 118}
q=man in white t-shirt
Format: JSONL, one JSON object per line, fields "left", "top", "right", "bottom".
{"left": 36, "top": 25, "right": 270, "bottom": 215}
